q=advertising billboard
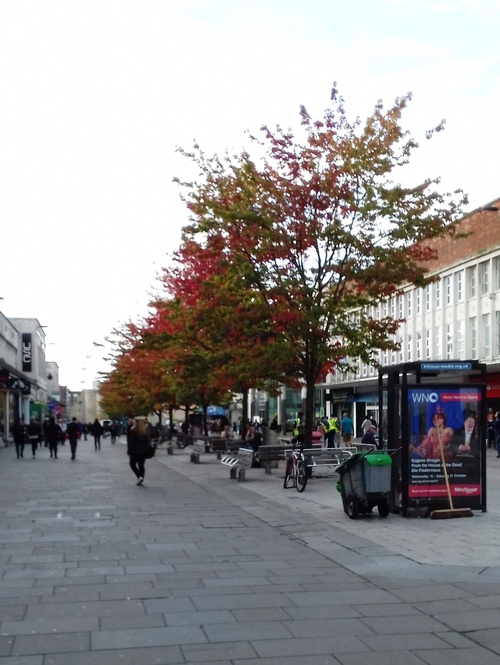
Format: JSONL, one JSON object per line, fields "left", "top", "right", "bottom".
{"left": 407, "top": 386, "right": 483, "bottom": 510}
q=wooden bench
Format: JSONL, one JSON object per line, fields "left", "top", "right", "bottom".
{"left": 220, "top": 447, "right": 254, "bottom": 481}
{"left": 257, "top": 444, "right": 293, "bottom": 474}
{"left": 209, "top": 439, "right": 246, "bottom": 459}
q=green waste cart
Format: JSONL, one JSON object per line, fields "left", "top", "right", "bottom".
{"left": 336, "top": 451, "right": 392, "bottom": 519}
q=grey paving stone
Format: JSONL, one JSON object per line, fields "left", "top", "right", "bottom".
{"left": 164, "top": 610, "right": 236, "bottom": 626}
{"left": 283, "top": 617, "right": 375, "bottom": 638}
{"left": 413, "top": 647, "right": 500, "bottom": 664}
{"left": 359, "top": 614, "right": 448, "bottom": 634}
{"left": 433, "top": 608, "right": 500, "bottom": 631}
{"left": 2, "top": 616, "right": 99, "bottom": 635}
{"left": 389, "top": 583, "right": 473, "bottom": 603}
{"left": 143, "top": 596, "right": 196, "bottom": 613}
{"left": 0, "top": 636, "right": 15, "bottom": 656}
{"left": 99, "top": 613, "right": 166, "bottom": 631}
{"left": 203, "top": 620, "right": 292, "bottom": 641}
{"left": 234, "top": 656, "right": 340, "bottom": 665}
{"left": 252, "top": 635, "right": 371, "bottom": 657}
{"left": 181, "top": 640, "right": 257, "bottom": 661}
{"left": 284, "top": 589, "right": 398, "bottom": 606}
{"left": 358, "top": 632, "right": 452, "bottom": 651}
{"left": 25, "top": 599, "right": 145, "bottom": 619}
{"left": 284, "top": 605, "right": 363, "bottom": 620}
{"left": 352, "top": 602, "right": 421, "bottom": 617}
{"left": 11, "top": 631, "right": 89, "bottom": 656}
{"left": 91, "top": 625, "right": 206, "bottom": 650}
{"left": 0, "top": 656, "right": 42, "bottom": 665}
{"left": 0, "top": 606, "right": 26, "bottom": 622}
{"left": 38, "top": 645, "right": 184, "bottom": 665}
{"left": 192, "top": 592, "right": 294, "bottom": 611}
{"left": 337, "top": 652, "right": 428, "bottom": 665}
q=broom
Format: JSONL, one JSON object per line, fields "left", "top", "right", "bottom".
{"left": 430, "top": 423, "right": 473, "bottom": 519}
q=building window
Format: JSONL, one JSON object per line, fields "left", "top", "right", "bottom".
{"left": 416, "top": 332, "right": 422, "bottom": 359}
{"left": 425, "top": 284, "right": 431, "bottom": 312}
{"left": 479, "top": 261, "right": 489, "bottom": 296}
{"left": 482, "top": 313, "right": 490, "bottom": 358}
{"left": 495, "top": 257, "right": 500, "bottom": 291}
{"left": 496, "top": 311, "right": 500, "bottom": 356}
{"left": 457, "top": 320, "right": 465, "bottom": 359}
{"left": 470, "top": 316, "right": 477, "bottom": 358}
{"left": 468, "top": 266, "right": 476, "bottom": 299}
{"left": 398, "top": 295, "right": 404, "bottom": 319}
{"left": 435, "top": 280, "right": 441, "bottom": 308}
{"left": 407, "top": 291, "right": 412, "bottom": 317}
{"left": 398, "top": 336, "right": 403, "bottom": 363}
{"left": 425, "top": 330, "right": 431, "bottom": 359}
{"left": 416, "top": 289, "right": 421, "bottom": 315}
{"left": 446, "top": 324, "right": 453, "bottom": 359}
{"left": 445, "top": 275, "right": 452, "bottom": 305}
{"left": 436, "top": 326, "right": 442, "bottom": 359}
{"left": 390, "top": 297, "right": 395, "bottom": 318}
{"left": 407, "top": 335, "right": 412, "bottom": 361}
{"left": 456, "top": 271, "right": 464, "bottom": 302}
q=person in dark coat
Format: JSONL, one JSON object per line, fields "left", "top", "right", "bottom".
{"left": 27, "top": 417, "right": 42, "bottom": 459}
{"left": 45, "top": 416, "right": 62, "bottom": 459}
{"left": 11, "top": 418, "right": 26, "bottom": 459}
{"left": 66, "top": 417, "right": 80, "bottom": 460}
{"left": 92, "top": 418, "right": 104, "bottom": 451}
{"left": 127, "top": 417, "right": 151, "bottom": 485}
{"left": 361, "top": 424, "right": 378, "bottom": 448}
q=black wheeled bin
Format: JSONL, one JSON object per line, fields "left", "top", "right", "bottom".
{"left": 336, "top": 451, "right": 392, "bottom": 519}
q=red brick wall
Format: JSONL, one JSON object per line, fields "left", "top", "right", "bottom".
{"left": 423, "top": 199, "right": 500, "bottom": 273}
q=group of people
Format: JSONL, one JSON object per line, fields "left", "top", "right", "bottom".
{"left": 9, "top": 416, "right": 123, "bottom": 461}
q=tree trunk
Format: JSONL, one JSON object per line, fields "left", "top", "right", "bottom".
{"left": 241, "top": 388, "right": 249, "bottom": 440}
{"left": 304, "top": 378, "right": 316, "bottom": 448}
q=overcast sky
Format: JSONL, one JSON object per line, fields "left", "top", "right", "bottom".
{"left": 1, "top": 0, "right": 499, "bottom": 388}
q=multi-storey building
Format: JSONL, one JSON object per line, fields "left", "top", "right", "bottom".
{"left": 321, "top": 197, "right": 500, "bottom": 436}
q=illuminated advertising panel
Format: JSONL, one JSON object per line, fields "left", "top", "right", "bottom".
{"left": 407, "top": 386, "right": 482, "bottom": 509}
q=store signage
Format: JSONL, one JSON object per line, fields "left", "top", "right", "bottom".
{"left": 22, "top": 333, "right": 32, "bottom": 372}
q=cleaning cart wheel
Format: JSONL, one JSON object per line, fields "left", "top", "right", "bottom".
{"left": 346, "top": 495, "right": 359, "bottom": 520}
{"left": 378, "top": 500, "right": 390, "bottom": 518}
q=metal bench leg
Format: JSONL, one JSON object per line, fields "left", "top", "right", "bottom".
{"left": 190, "top": 453, "right": 200, "bottom": 464}
{"left": 264, "top": 462, "right": 272, "bottom": 474}
{"left": 230, "top": 467, "right": 238, "bottom": 479}
{"left": 237, "top": 468, "right": 246, "bottom": 482}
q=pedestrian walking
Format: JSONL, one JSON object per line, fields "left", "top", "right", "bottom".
{"left": 340, "top": 412, "right": 354, "bottom": 444}
{"left": 11, "top": 418, "right": 26, "bottom": 459}
{"left": 67, "top": 417, "right": 80, "bottom": 460}
{"left": 27, "top": 417, "right": 42, "bottom": 458}
{"left": 45, "top": 416, "right": 62, "bottom": 459}
{"left": 127, "top": 417, "right": 151, "bottom": 486}
{"left": 92, "top": 418, "right": 103, "bottom": 450}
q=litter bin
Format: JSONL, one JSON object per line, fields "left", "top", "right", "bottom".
{"left": 336, "top": 451, "right": 392, "bottom": 519}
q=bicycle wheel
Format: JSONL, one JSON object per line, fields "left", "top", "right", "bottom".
{"left": 283, "top": 457, "right": 294, "bottom": 488}
{"left": 296, "top": 459, "right": 308, "bottom": 492}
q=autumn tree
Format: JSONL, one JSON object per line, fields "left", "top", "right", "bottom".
{"left": 154, "top": 236, "right": 297, "bottom": 437}
{"left": 175, "top": 86, "right": 467, "bottom": 444}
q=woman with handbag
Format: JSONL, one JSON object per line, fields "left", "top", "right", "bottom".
{"left": 127, "top": 417, "right": 153, "bottom": 486}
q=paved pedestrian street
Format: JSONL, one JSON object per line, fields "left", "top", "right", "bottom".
{"left": 2, "top": 437, "right": 500, "bottom": 664}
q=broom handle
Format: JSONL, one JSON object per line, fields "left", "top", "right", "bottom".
{"left": 436, "top": 424, "right": 454, "bottom": 510}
